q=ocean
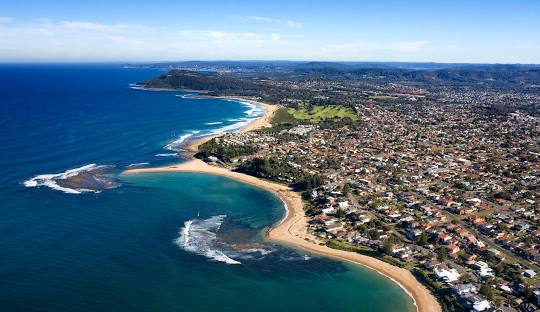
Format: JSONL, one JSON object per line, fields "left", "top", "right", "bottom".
{"left": 0, "top": 64, "right": 415, "bottom": 311}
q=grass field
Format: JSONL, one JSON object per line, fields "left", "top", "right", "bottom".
{"left": 289, "top": 105, "right": 359, "bottom": 122}
{"left": 271, "top": 104, "right": 359, "bottom": 125}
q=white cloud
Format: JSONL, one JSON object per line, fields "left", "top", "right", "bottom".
{"left": 0, "top": 20, "right": 290, "bottom": 61}
{"left": 245, "top": 16, "right": 303, "bottom": 28}
{"left": 178, "top": 30, "right": 266, "bottom": 41}
{"left": 59, "top": 21, "right": 149, "bottom": 32}
{"left": 3, "top": 19, "right": 530, "bottom": 62}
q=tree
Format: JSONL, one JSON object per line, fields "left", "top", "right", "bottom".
{"left": 416, "top": 232, "right": 429, "bottom": 246}
{"left": 342, "top": 184, "right": 350, "bottom": 196}
{"left": 479, "top": 283, "right": 494, "bottom": 300}
{"left": 383, "top": 234, "right": 400, "bottom": 254}
{"left": 460, "top": 273, "right": 474, "bottom": 284}
{"left": 437, "top": 246, "right": 448, "bottom": 261}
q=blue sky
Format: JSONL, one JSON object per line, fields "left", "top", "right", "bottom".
{"left": 0, "top": 0, "right": 539, "bottom": 63}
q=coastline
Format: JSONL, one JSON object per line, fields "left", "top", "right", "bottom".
{"left": 183, "top": 98, "right": 279, "bottom": 154}
{"left": 122, "top": 98, "right": 440, "bottom": 312}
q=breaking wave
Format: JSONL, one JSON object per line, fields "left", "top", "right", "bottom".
{"left": 162, "top": 99, "right": 266, "bottom": 150}
{"left": 128, "top": 83, "right": 146, "bottom": 90}
{"left": 126, "top": 162, "right": 149, "bottom": 168}
{"left": 23, "top": 164, "right": 118, "bottom": 194}
{"left": 241, "top": 101, "right": 265, "bottom": 117}
{"left": 175, "top": 215, "right": 241, "bottom": 265}
{"left": 223, "top": 100, "right": 265, "bottom": 118}
{"left": 164, "top": 130, "right": 201, "bottom": 151}
{"left": 208, "top": 118, "right": 256, "bottom": 135}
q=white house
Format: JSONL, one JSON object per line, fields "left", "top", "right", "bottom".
{"left": 434, "top": 266, "right": 461, "bottom": 283}
{"left": 453, "top": 284, "right": 477, "bottom": 296}
{"left": 472, "top": 261, "right": 495, "bottom": 278}
{"left": 472, "top": 299, "right": 490, "bottom": 311}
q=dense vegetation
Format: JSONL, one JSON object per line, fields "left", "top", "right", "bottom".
{"left": 235, "top": 157, "right": 323, "bottom": 191}
{"left": 140, "top": 62, "right": 540, "bottom": 96}
{"left": 195, "top": 138, "right": 258, "bottom": 161}
{"left": 270, "top": 107, "right": 298, "bottom": 125}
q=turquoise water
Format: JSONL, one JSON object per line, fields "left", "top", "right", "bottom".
{"left": 0, "top": 64, "right": 415, "bottom": 311}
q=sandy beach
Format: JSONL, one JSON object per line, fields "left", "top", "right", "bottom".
{"left": 123, "top": 99, "right": 441, "bottom": 312}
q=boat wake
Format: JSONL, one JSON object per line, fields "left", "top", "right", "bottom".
{"left": 175, "top": 215, "right": 241, "bottom": 265}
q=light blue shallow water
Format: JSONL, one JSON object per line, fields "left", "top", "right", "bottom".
{"left": 0, "top": 64, "right": 415, "bottom": 311}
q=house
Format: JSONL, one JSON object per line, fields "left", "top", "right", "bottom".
{"left": 472, "top": 261, "right": 495, "bottom": 278}
{"left": 407, "top": 229, "right": 423, "bottom": 240}
{"left": 434, "top": 266, "right": 461, "bottom": 283}
{"left": 324, "top": 220, "right": 343, "bottom": 234}
{"left": 460, "top": 253, "right": 477, "bottom": 264}
{"left": 438, "top": 233, "right": 453, "bottom": 244}
{"left": 472, "top": 299, "right": 491, "bottom": 312}
{"left": 461, "top": 294, "right": 491, "bottom": 311}
{"left": 453, "top": 284, "right": 477, "bottom": 296}
{"left": 534, "top": 289, "right": 540, "bottom": 306}
{"left": 337, "top": 201, "right": 350, "bottom": 209}
{"left": 322, "top": 207, "right": 336, "bottom": 215}
{"left": 446, "top": 244, "right": 460, "bottom": 254}
{"left": 523, "top": 269, "right": 537, "bottom": 278}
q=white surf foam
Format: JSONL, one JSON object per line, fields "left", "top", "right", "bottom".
{"left": 241, "top": 101, "right": 264, "bottom": 117}
{"left": 155, "top": 153, "right": 178, "bottom": 157}
{"left": 223, "top": 99, "right": 265, "bottom": 118}
{"left": 126, "top": 162, "right": 149, "bottom": 168}
{"left": 205, "top": 121, "right": 223, "bottom": 125}
{"left": 128, "top": 84, "right": 146, "bottom": 90}
{"left": 208, "top": 118, "right": 256, "bottom": 135}
{"left": 175, "top": 94, "right": 195, "bottom": 99}
{"left": 244, "top": 248, "right": 273, "bottom": 256}
{"left": 175, "top": 215, "right": 241, "bottom": 265}
{"left": 164, "top": 130, "right": 201, "bottom": 151}
{"left": 23, "top": 164, "right": 108, "bottom": 194}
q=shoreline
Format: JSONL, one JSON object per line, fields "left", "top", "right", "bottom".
{"left": 122, "top": 97, "right": 440, "bottom": 312}
{"left": 183, "top": 97, "right": 279, "bottom": 154}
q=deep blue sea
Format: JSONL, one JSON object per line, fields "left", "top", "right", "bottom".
{"left": 0, "top": 64, "right": 415, "bottom": 311}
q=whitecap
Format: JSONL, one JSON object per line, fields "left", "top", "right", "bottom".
{"left": 175, "top": 215, "right": 241, "bottom": 265}
{"left": 204, "top": 121, "right": 223, "bottom": 125}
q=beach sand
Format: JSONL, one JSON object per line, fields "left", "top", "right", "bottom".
{"left": 122, "top": 99, "right": 441, "bottom": 312}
